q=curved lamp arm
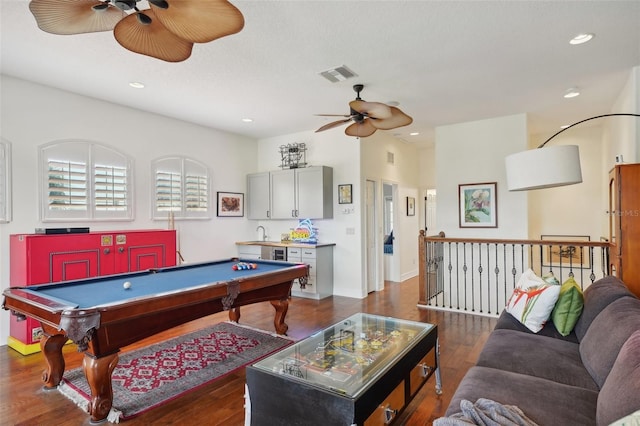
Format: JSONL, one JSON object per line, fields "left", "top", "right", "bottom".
{"left": 538, "top": 113, "right": 640, "bottom": 148}
{"left": 507, "top": 112, "right": 640, "bottom": 191}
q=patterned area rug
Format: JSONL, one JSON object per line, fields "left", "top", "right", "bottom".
{"left": 58, "top": 322, "right": 293, "bottom": 423}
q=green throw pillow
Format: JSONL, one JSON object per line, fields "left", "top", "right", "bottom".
{"left": 551, "top": 277, "right": 584, "bottom": 336}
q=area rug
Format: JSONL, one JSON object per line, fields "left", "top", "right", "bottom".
{"left": 58, "top": 322, "right": 293, "bottom": 423}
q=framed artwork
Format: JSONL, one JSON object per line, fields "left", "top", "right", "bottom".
{"left": 216, "top": 192, "right": 244, "bottom": 217}
{"left": 338, "top": 184, "right": 352, "bottom": 204}
{"left": 459, "top": 182, "right": 497, "bottom": 228}
{"left": 407, "top": 196, "right": 415, "bottom": 216}
{"left": 541, "top": 235, "right": 591, "bottom": 268}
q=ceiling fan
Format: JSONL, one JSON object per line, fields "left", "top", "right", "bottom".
{"left": 315, "top": 84, "right": 413, "bottom": 138}
{"left": 28, "top": 0, "right": 244, "bottom": 62}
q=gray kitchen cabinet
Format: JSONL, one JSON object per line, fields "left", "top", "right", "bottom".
{"left": 270, "top": 166, "right": 333, "bottom": 219}
{"left": 246, "top": 172, "right": 271, "bottom": 219}
{"left": 287, "top": 245, "right": 334, "bottom": 299}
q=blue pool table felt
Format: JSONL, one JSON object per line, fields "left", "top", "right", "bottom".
{"left": 28, "top": 260, "right": 288, "bottom": 309}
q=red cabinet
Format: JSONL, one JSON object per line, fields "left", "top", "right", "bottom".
{"left": 8, "top": 229, "right": 176, "bottom": 354}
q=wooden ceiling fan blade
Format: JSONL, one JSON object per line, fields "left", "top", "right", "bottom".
{"left": 349, "top": 100, "right": 392, "bottom": 119}
{"left": 114, "top": 11, "right": 193, "bottom": 62}
{"left": 370, "top": 107, "right": 413, "bottom": 130}
{"left": 29, "top": 0, "right": 125, "bottom": 35}
{"left": 150, "top": 0, "right": 244, "bottom": 43}
{"left": 316, "top": 118, "right": 352, "bottom": 133}
{"left": 345, "top": 120, "right": 377, "bottom": 138}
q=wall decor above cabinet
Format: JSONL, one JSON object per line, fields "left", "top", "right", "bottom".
{"left": 278, "top": 143, "right": 307, "bottom": 169}
{"left": 247, "top": 166, "right": 333, "bottom": 220}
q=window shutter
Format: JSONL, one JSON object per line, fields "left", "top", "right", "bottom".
{"left": 156, "top": 170, "right": 182, "bottom": 211}
{"left": 153, "top": 156, "right": 210, "bottom": 219}
{"left": 0, "top": 140, "right": 10, "bottom": 223}
{"left": 95, "top": 164, "right": 128, "bottom": 211}
{"left": 40, "top": 140, "right": 132, "bottom": 221}
{"left": 47, "top": 159, "right": 88, "bottom": 211}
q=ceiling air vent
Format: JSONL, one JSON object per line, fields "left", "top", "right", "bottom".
{"left": 319, "top": 65, "right": 358, "bottom": 83}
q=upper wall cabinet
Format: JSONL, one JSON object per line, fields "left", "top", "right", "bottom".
{"left": 248, "top": 166, "right": 333, "bottom": 220}
{"left": 271, "top": 166, "right": 333, "bottom": 219}
{"left": 247, "top": 172, "right": 271, "bottom": 219}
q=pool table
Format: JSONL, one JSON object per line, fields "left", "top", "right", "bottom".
{"left": 2, "top": 258, "right": 308, "bottom": 423}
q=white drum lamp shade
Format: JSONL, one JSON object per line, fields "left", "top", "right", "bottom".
{"left": 505, "top": 145, "right": 582, "bottom": 191}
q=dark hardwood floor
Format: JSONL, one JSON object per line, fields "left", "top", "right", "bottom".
{"left": 0, "top": 277, "right": 496, "bottom": 425}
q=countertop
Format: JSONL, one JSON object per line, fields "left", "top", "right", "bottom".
{"left": 236, "top": 241, "right": 336, "bottom": 248}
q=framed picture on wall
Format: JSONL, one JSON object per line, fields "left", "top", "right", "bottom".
{"left": 541, "top": 235, "right": 591, "bottom": 269}
{"left": 459, "top": 182, "right": 497, "bottom": 228}
{"left": 338, "top": 184, "right": 352, "bottom": 204}
{"left": 216, "top": 192, "right": 244, "bottom": 217}
{"left": 407, "top": 196, "right": 415, "bottom": 216}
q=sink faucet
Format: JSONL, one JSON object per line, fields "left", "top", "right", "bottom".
{"left": 256, "top": 225, "right": 267, "bottom": 241}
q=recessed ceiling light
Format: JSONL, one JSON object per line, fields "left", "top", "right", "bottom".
{"left": 241, "top": 118, "right": 253, "bottom": 123}
{"left": 564, "top": 88, "right": 580, "bottom": 98}
{"left": 129, "top": 82, "right": 145, "bottom": 89}
{"left": 409, "top": 132, "right": 420, "bottom": 136}
{"left": 570, "top": 33, "right": 594, "bottom": 45}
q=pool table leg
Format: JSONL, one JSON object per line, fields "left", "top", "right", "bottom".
{"left": 83, "top": 352, "right": 119, "bottom": 424}
{"left": 39, "top": 331, "right": 67, "bottom": 389}
{"left": 270, "top": 298, "right": 289, "bottom": 335}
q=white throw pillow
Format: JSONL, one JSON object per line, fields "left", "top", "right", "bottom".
{"left": 505, "top": 269, "right": 561, "bottom": 332}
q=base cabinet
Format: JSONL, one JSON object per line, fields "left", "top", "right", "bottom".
{"left": 8, "top": 229, "right": 176, "bottom": 354}
{"left": 288, "top": 245, "right": 334, "bottom": 299}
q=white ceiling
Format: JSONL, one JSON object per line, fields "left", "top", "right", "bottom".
{"left": 2, "top": 1, "right": 639, "bottom": 147}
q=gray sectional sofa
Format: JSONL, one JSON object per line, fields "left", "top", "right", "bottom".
{"left": 443, "top": 276, "right": 640, "bottom": 426}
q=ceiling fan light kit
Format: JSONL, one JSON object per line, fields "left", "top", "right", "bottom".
{"left": 28, "top": 0, "right": 245, "bottom": 62}
{"left": 315, "top": 84, "right": 413, "bottom": 138}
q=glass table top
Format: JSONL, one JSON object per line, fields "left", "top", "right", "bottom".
{"left": 251, "top": 312, "right": 435, "bottom": 398}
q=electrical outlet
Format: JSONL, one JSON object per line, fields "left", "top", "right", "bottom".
{"left": 615, "top": 154, "right": 624, "bottom": 163}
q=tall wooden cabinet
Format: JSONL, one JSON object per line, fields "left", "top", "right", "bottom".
{"left": 609, "top": 164, "right": 640, "bottom": 297}
{"left": 8, "top": 229, "right": 177, "bottom": 354}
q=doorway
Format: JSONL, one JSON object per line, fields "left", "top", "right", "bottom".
{"left": 365, "top": 179, "right": 378, "bottom": 293}
{"left": 382, "top": 182, "right": 399, "bottom": 282}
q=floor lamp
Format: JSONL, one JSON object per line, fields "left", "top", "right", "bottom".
{"left": 505, "top": 113, "right": 640, "bottom": 191}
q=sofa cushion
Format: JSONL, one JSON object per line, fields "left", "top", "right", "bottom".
{"left": 494, "top": 309, "right": 579, "bottom": 342}
{"left": 574, "top": 276, "right": 636, "bottom": 341}
{"left": 551, "top": 277, "right": 584, "bottom": 336}
{"left": 476, "top": 329, "right": 598, "bottom": 390}
{"left": 597, "top": 330, "right": 640, "bottom": 426}
{"left": 580, "top": 297, "right": 640, "bottom": 388}
{"left": 505, "top": 269, "right": 561, "bottom": 333}
{"left": 445, "top": 366, "right": 598, "bottom": 426}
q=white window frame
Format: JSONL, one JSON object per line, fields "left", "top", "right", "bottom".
{"left": 39, "top": 140, "right": 133, "bottom": 222}
{"left": 0, "top": 139, "right": 12, "bottom": 223}
{"left": 152, "top": 156, "right": 210, "bottom": 220}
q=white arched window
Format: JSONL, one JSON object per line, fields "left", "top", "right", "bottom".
{"left": 0, "top": 139, "right": 11, "bottom": 223}
{"left": 152, "top": 156, "right": 210, "bottom": 220}
{"left": 39, "top": 140, "right": 133, "bottom": 221}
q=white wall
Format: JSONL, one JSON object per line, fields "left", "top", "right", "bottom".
{"left": 0, "top": 75, "right": 259, "bottom": 344}
{"left": 528, "top": 126, "right": 605, "bottom": 241}
{"left": 435, "top": 114, "right": 529, "bottom": 238}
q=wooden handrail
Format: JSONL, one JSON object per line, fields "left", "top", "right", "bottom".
{"left": 419, "top": 230, "right": 609, "bottom": 248}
